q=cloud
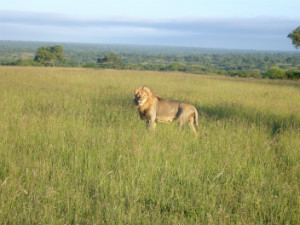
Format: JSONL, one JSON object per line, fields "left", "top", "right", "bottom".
{"left": 0, "top": 10, "right": 298, "bottom": 50}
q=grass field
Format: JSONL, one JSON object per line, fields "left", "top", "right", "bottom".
{"left": 0, "top": 66, "right": 300, "bottom": 224}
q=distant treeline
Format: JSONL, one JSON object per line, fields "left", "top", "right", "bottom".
{"left": 0, "top": 42, "right": 300, "bottom": 80}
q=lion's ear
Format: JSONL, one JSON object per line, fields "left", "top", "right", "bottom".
{"left": 142, "top": 86, "right": 151, "bottom": 97}
{"left": 134, "top": 88, "right": 140, "bottom": 95}
{"left": 142, "top": 86, "right": 150, "bottom": 92}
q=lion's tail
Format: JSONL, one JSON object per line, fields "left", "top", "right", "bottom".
{"left": 194, "top": 108, "right": 199, "bottom": 128}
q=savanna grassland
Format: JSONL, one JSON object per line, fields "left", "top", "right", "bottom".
{"left": 0, "top": 66, "right": 300, "bottom": 224}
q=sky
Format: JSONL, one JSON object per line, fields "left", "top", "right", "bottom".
{"left": 1, "top": 0, "right": 300, "bottom": 51}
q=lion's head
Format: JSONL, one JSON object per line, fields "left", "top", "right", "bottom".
{"left": 133, "top": 86, "right": 156, "bottom": 108}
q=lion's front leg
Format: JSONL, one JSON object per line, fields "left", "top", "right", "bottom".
{"left": 145, "top": 109, "right": 157, "bottom": 132}
{"left": 146, "top": 120, "right": 156, "bottom": 132}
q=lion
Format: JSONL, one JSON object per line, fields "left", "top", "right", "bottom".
{"left": 133, "top": 86, "right": 199, "bottom": 137}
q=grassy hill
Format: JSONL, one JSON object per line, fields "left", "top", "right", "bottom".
{"left": 0, "top": 66, "right": 299, "bottom": 224}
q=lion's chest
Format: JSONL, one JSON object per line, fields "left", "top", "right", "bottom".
{"left": 139, "top": 109, "right": 152, "bottom": 120}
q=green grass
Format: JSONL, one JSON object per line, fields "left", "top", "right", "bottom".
{"left": 0, "top": 66, "right": 300, "bottom": 224}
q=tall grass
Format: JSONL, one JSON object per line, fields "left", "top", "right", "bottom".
{"left": 0, "top": 66, "right": 299, "bottom": 224}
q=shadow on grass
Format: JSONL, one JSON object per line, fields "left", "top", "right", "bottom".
{"left": 196, "top": 103, "right": 300, "bottom": 135}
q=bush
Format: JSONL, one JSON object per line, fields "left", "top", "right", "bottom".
{"left": 248, "top": 70, "right": 262, "bottom": 78}
{"left": 3, "top": 59, "right": 42, "bottom": 66}
{"left": 82, "top": 63, "right": 99, "bottom": 68}
{"left": 286, "top": 70, "right": 300, "bottom": 80}
{"left": 264, "top": 68, "right": 286, "bottom": 79}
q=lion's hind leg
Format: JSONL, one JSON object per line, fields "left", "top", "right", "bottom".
{"left": 177, "top": 116, "right": 187, "bottom": 134}
{"left": 188, "top": 114, "right": 198, "bottom": 138}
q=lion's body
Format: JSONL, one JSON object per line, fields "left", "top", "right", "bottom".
{"left": 134, "top": 86, "right": 199, "bottom": 137}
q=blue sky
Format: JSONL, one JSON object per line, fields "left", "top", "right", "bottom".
{"left": 1, "top": 0, "right": 299, "bottom": 51}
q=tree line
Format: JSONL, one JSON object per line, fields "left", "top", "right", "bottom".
{"left": 1, "top": 45, "right": 299, "bottom": 80}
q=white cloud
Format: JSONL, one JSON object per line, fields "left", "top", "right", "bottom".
{"left": 0, "top": 10, "right": 299, "bottom": 50}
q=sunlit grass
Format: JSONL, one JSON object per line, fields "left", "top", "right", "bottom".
{"left": 0, "top": 66, "right": 299, "bottom": 224}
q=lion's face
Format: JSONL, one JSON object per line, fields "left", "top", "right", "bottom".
{"left": 134, "top": 87, "right": 149, "bottom": 107}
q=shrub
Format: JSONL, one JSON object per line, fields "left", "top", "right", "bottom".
{"left": 286, "top": 70, "right": 300, "bottom": 80}
{"left": 264, "top": 68, "right": 286, "bottom": 79}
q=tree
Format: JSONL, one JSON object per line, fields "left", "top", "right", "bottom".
{"left": 97, "top": 53, "right": 124, "bottom": 68}
{"left": 51, "top": 45, "right": 64, "bottom": 61}
{"left": 34, "top": 45, "right": 64, "bottom": 66}
{"left": 287, "top": 26, "right": 300, "bottom": 49}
